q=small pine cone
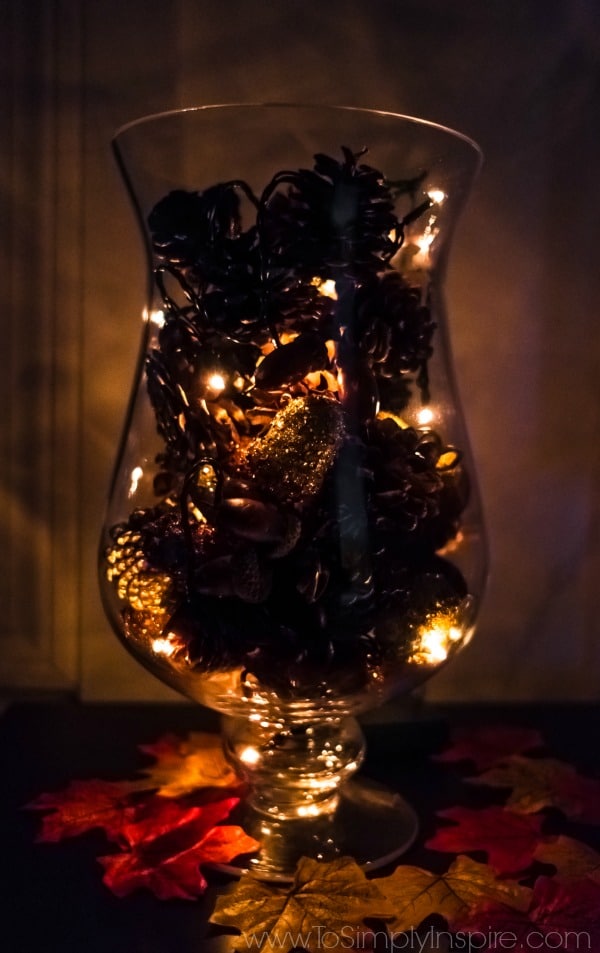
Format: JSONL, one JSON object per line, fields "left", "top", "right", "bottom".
{"left": 105, "top": 528, "right": 175, "bottom": 612}
{"left": 368, "top": 418, "right": 445, "bottom": 531}
{"left": 123, "top": 607, "right": 171, "bottom": 646}
{"left": 105, "top": 530, "right": 147, "bottom": 600}
{"left": 348, "top": 272, "right": 436, "bottom": 376}
{"left": 126, "top": 571, "right": 174, "bottom": 613}
{"left": 165, "top": 595, "right": 251, "bottom": 673}
{"left": 148, "top": 189, "right": 207, "bottom": 266}
{"left": 147, "top": 185, "right": 244, "bottom": 272}
{"left": 262, "top": 147, "right": 398, "bottom": 277}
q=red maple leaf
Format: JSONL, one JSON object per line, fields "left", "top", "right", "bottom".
{"left": 27, "top": 779, "right": 142, "bottom": 843}
{"left": 26, "top": 730, "right": 247, "bottom": 848}
{"left": 27, "top": 733, "right": 261, "bottom": 900}
{"left": 426, "top": 806, "right": 545, "bottom": 874}
{"left": 100, "top": 797, "right": 259, "bottom": 900}
{"left": 555, "top": 771, "right": 600, "bottom": 825}
{"left": 26, "top": 779, "right": 215, "bottom": 849}
{"left": 115, "top": 795, "right": 213, "bottom": 848}
{"left": 456, "top": 876, "right": 600, "bottom": 951}
{"left": 434, "top": 725, "right": 543, "bottom": 772}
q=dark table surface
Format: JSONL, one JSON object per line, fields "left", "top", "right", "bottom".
{"left": 1, "top": 699, "right": 599, "bottom": 953}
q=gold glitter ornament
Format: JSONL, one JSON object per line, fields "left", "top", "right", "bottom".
{"left": 246, "top": 394, "right": 344, "bottom": 505}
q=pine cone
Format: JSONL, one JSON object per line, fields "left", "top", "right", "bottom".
{"left": 148, "top": 185, "right": 245, "bottom": 272}
{"left": 104, "top": 526, "right": 175, "bottom": 613}
{"left": 367, "top": 417, "right": 465, "bottom": 552}
{"left": 349, "top": 272, "right": 436, "bottom": 376}
{"left": 261, "top": 148, "right": 398, "bottom": 278}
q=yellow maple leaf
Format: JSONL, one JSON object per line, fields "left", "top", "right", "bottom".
{"left": 376, "top": 855, "right": 531, "bottom": 933}
{"left": 467, "top": 756, "right": 579, "bottom": 814}
{"left": 210, "top": 855, "right": 394, "bottom": 952}
{"left": 469, "top": 756, "right": 600, "bottom": 823}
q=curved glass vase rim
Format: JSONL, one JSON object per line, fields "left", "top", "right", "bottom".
{"left": 112, "top": 102, "right": 483, "bottom": 165}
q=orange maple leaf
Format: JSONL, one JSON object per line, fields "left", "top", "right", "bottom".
{"left": 138, "top": 732, "right": 242, "bottom": 797}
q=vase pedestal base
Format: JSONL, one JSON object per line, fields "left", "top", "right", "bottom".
{"left": 219, "top": 777, "right": 419, "bottom": 882}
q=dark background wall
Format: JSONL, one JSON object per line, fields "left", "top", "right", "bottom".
{"left": 2, "top": 0, "right": 599, "bottom": 700}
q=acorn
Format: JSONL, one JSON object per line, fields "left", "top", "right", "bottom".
{"left": 219, "top": 498, "right": 287, "bottom": 543}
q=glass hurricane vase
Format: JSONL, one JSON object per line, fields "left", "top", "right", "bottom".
{"left": 99, "top": 104, "right": 488, "bottom": 879}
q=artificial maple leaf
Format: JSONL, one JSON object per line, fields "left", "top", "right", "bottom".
{"left": 26, "top": 779, "right": 144, "bottom": 843}
{"left": 210, "top": 855, "right": 394, "bottom": 953}
{"left": 375, "top": 855, "right": 531, "bottom": 933}
{"left": 28, "top": 730, "right": 243, "bottom": 845}
{"left": 529, "top": 876, "right": 600, "bottom": 938}
{"left": 534, "top": 836, "right": 600, "bottom": 885}
{"left": 138, "top": 732, "right": 242, "bottom": 797}
{"left": 425, "top": 806, "right": 545, "bottom": 875}
{"left": 26, "top": 778, "right": 225, "bottom": 849}
{"left": 470, "top": 755, "right": 600, "bottom": 823}
{"left": 456, "top": 876, "right": 600, "bottom": 950}
{"left": 554, "top": 768, "right": 600, "bottom": 824}
{"left": 434, "top": 725, "right": 543, "bottom": 772}
{"left": 454, "top": 903, "right": 534, "bottom": 952}
{"left": 100, "top": 797, "right": 258, "bottom": 900}
{"left": 115, "top": 795, "right": 219, "bottom": 849}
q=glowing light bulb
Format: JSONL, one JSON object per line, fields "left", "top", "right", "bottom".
{"left": 417, "top": 407, "right": 434, "bottom": 426}
{"left": 239, "top": 746, "right": 261, "bottom": 766}
{"left": 206, "top": 372, "right": 226, "bottom": 394}
{"left": 319, "top": 279, "right": 337, "bottom": 299}
{"left": 311, "top": 277, "right": 338, "bottom": 299}
{"left": 143, "top": 308, "right": 166, "bottom": 327}
{"left": 417, "top": 231, "right": 435, "bottom": 254}
{"left": 296, "top": 804, "right": 321, "bottom": 817}
{"left": 420, "top": 627, "right": 449, "bottom": 663}
{"left": 128, "top": 466, "right": 144, "bottom": 498}
{"left": 427, "top": 188, "right": 446, "bottom": 205}
{"left": 411, "top": 611, "right": 465, "bottom": 665}
{"left": 151, "top": 636, "right": 177, "bottom": 658}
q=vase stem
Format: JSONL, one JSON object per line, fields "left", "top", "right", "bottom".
{"left": 222, "top": 715, "right": 365, "bottom": 820}
{"left": 221, "top": 715, "right": 365, "bottom": 877}
{"left": 221, "top": 714, "right": 418, "bottom": 880}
